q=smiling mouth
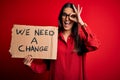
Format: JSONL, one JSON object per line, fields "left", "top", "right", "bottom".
{"left": 64, "top": 21, "right": 71, "bottom": 25}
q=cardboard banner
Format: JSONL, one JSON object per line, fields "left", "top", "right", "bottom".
{"left": 9, "top": 24, "right": 58, "bottom": 59}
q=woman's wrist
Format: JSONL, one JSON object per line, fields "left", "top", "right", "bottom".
{"left": 78, "top": 21, "right": 87, "bottom": 27}
{"left": 81, "top": 23, "right": 87, "bottom": 27}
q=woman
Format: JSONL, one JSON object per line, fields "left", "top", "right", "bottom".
{"left": 24, "top": 2, "right": 100, "bottom": 80}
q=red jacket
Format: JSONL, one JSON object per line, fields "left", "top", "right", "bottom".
{"left": 30, "top": 26, "right": 100, "bottom": 80}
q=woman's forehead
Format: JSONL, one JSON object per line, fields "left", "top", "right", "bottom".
{"left": 63, "top": 7, "right": 74, "bottom": 13}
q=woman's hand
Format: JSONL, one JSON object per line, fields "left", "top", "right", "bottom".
{"left": 70, "top": 4, "right": 85, "bottom": 26}
{"left": 23, "top": 55, "right": 33, "bottom": 67}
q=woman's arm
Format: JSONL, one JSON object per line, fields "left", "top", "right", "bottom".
{"left": 70, "top": 4, "right": 100, "bottom": 52}
{"left": 80, "top": 25, "right": 100, "bottom": 51}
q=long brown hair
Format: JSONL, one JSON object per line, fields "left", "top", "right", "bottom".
{"left": 58, "top": 2, "right": 87, "bottom": 55}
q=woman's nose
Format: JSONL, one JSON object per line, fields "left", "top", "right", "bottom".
{"left": 65, "top": 16, "right": 69, "bottom": 20}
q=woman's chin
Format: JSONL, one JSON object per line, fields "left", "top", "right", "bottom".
{"left": 64, "top": 27, "right": 71, "bottom": 31}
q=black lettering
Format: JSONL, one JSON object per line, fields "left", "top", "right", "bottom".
{"left": 18, "top": 45, "right": 25, "bottom": 52}
{"left": 34, "top": 29, "right": 54, "bottom": 36}
{"left": 45, "top": 30, "right": 48, "bottom": 35}
{"left": 31, "top": 45, "right": 36, "bottom": 52}
{"left": 16, "top": 29, "right": 25, "bottom": 35}
{"left": 19, "top": 45, "right": 48, "bottom": 52}
{"left": 31, "top": 37, "right": 38, "bottom": 44}
{"left": 44, "top": 46, "right": 48, "bottom": 51}
{"left": 16, "top": 29, "right": 30, "bottom": 35}
{"left": 49, "top": 30, "right": 54, "bottom": 36}
{"left": 26, "top": 29, "right": 30, "bottom": 35}
{"left": 40, "top": 29, "right": 44, "bottom": 35}
{"left": 34, "top": 29, "right": 39, "bottom": 36}
{"left": 26, "top": 45, "right": 31, "bottom": 51}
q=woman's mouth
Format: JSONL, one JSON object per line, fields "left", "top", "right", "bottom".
{"left": 64, "top": 21, "right": 71, "bottom": 26}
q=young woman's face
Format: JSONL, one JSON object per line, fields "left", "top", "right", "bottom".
{"left": 62, "top": 7, "right": 74, "bottom": 31}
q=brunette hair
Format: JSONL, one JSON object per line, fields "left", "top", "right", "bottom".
{"left": 58, "top": 2, "right": 87, "bottom": 55}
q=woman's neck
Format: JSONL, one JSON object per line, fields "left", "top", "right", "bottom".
{"left": 62, "top": 30, "right": 71, "bottom": 42}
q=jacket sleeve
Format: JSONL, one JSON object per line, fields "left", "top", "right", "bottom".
{"left": 30, "top": 59, "right": 47, "bottom": 74}
{"left": 79, "top": 26, "right": 100, "bottom": 52}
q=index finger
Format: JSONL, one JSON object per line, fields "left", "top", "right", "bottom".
{"left": 73, "top": 4, "right": 77, "bottom": 13}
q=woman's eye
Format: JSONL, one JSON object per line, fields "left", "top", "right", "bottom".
{"left": 62, "top": 13, "right": 67, "bottom": 17}
{"left": 70, "top": 14, "right": 76, "bottom": 18}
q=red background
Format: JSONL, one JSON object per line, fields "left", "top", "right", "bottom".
{"left": 0, "top": 0, "right": 120, "bottom": 80}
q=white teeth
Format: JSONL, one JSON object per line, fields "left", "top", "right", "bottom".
{"left": 65, "top": 21, "right": 70, "bottom": 24}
